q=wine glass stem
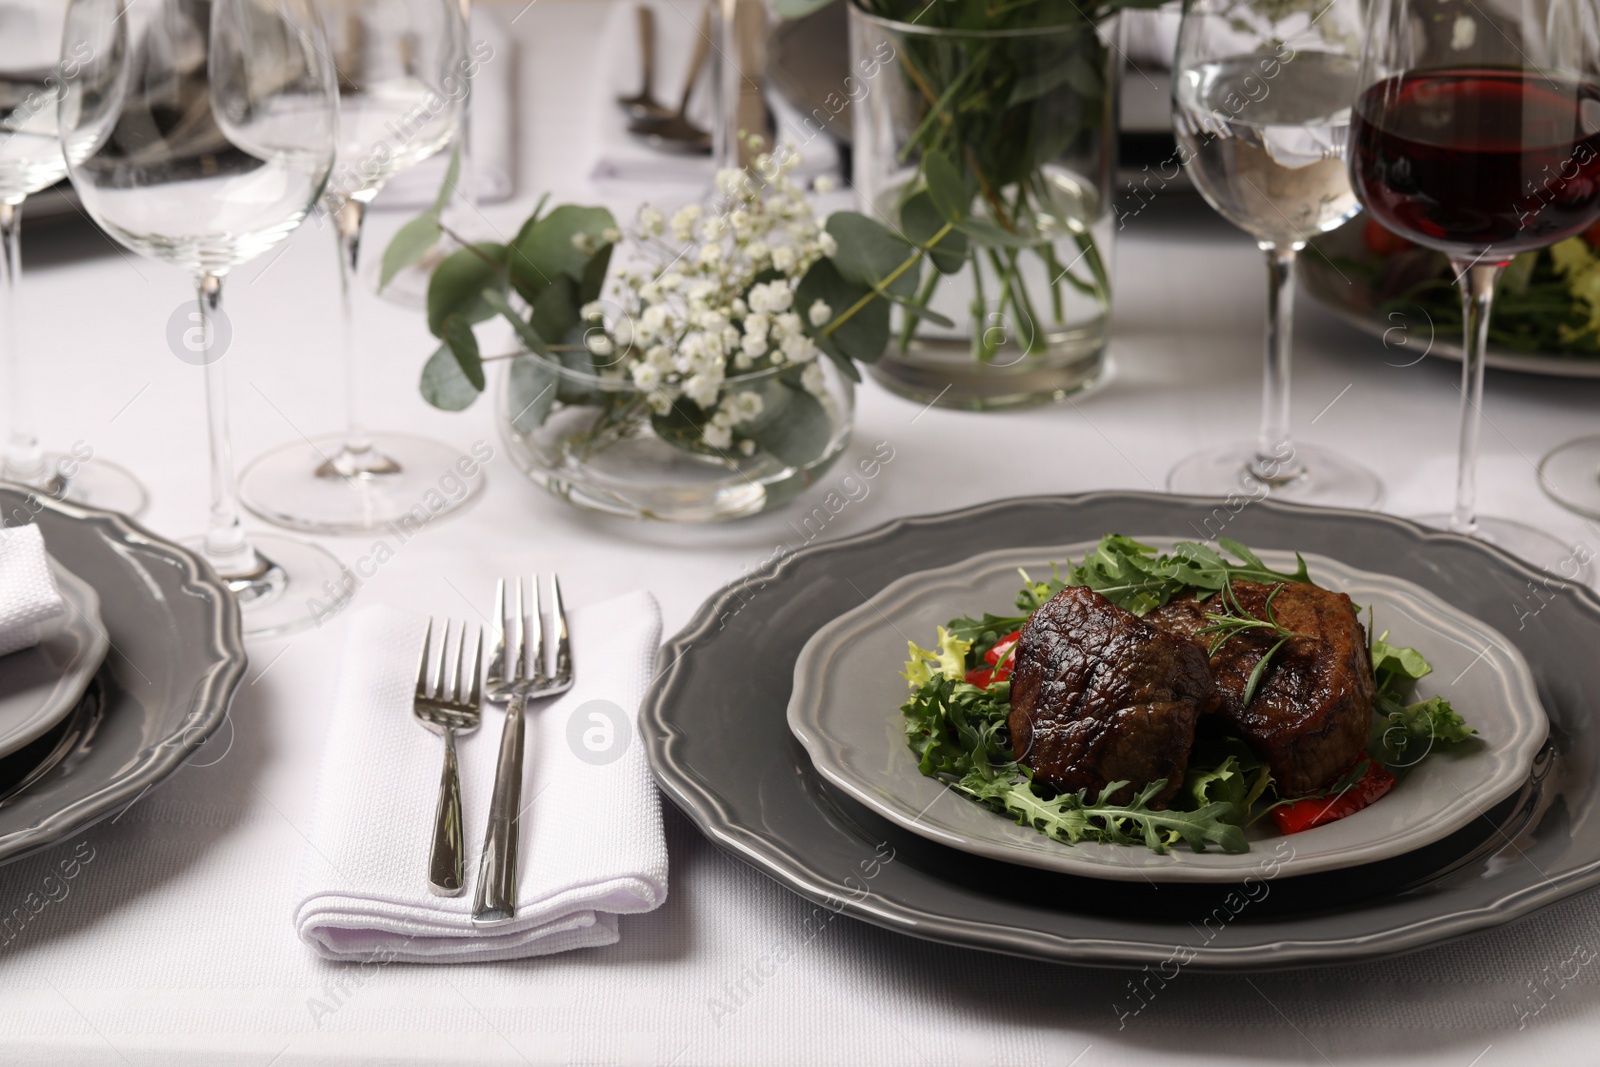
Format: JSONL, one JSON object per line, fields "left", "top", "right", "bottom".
{"left": 195, "top": 272, "right": 259, "bottom": 578}
{"left": 1253, "top": 242, "right": 1303, "bottom": 484}
{"left": 0, "top": 197, "right": 44, "bottom": 483}
{"left": 1450, "top": 260, "right": 1502, "bottom": 537}
{"left": 335, "top": 197, "right": 373, "bottom": 457}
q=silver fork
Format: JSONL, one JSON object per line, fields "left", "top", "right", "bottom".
{"left": 473, "top": 575, "right": 574, "bottom": 927}
{"left": 412, "top": 619, "right": 483, "bottom": 897}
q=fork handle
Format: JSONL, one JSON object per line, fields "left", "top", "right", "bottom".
{"left": 473, "top": 693, "right": 526, "bottom": 927}
{"left": 427, "top": 726, "right": 466, "bottom": 897}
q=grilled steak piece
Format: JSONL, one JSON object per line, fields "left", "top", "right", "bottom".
{"left": 1146, "top": 580, "right": 1376, "bottom": 796}
{"left": 1009, "top": 586, "right": 1217, "bottom": 807}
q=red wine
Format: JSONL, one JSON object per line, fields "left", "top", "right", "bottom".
{"left": 1349, "top": 69, "right": 1600, "bottom": 261}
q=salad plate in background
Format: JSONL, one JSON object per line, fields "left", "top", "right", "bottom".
{"left": 1302, "top": 212, "right": 1600, "bottom": 378}
{"left": 787, "top": 538, "right": 1549, "bottom": 883}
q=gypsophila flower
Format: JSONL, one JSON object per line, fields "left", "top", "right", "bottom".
{"left": 560, "top": 152, "right": 843, "bottom": 467}
{"left": 813, "top": 175, "right": 836, "bottom": 195}
{"left": 818, "top": 231, "right": 837, "bottom": 257}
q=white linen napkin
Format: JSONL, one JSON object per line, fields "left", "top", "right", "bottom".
{"left": 0, "top": 524, "right": 65, "bottom": 658}
{"left": 373, "top": 6, "right": 517, "bottom": 210}
{"left": 294, "top": 592, "right": 668, "bottom": 963}
{"left": 589, "top": 0, "right": 842, "bottom": 187}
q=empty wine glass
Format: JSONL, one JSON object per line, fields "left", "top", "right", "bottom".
{"left": 1349, "top": 0, "right": 1600, "bottom": 571}
{"left": 0, "top": 0, "right": 147, "bottom": 514}
{"left": 59, "top": 0, "right": 352, "bottom": 636}
{"left": 1167, "top": 0, "right": 1385, "bottom": 508}
{"left": 238, "top": 0, "right": 476, "bottom": 534}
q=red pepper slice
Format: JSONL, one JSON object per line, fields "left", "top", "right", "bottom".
{"left": 985, "top": 631, "right": 1021, "bottom": 667}
{"left": 966, "top": 631, "right": 1022, "bottom": 689}
{"left": 1270, "top": 760, "right": 1396, "bottom": 835}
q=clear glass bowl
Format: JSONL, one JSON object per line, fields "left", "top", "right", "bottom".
{"left": 496, "top": 350, "right": 855, "bottom": 522}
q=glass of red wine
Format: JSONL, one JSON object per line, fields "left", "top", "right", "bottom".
{"left": 1349, "top": 0, "right": 1600, "bottom": 571}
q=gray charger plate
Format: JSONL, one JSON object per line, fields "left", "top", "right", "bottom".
{"left": 641, "top": 492, "right": 1584, "bottom": 970}
{"left": 788, "top": 542, "right": 1549, "bottom": 883}
{"left": 0, "top": 486, "right": 246, "bottom": 866}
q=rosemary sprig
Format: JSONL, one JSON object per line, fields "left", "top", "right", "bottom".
{"left": 1196, "top": 582, "right": 1306, "bottom": 705}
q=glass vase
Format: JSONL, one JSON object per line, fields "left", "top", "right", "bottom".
{"left": 496, "top": 349, "right": 854, "bottom": 522}
{"left": 849, "top": 1, "right": 1121, "bottom": 410}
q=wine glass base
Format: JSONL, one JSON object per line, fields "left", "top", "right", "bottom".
{"left": 238, "top": 431, "right": 486, "bottom": 535}
{"left": 183, "top": 531, "right": 354, "bottom": 639}
{"left": 1539, "top": 435, "right": 1600, "bottom": 520}
{"left": 1412, "top": 512, "right": 1595, "bottom": 583}
{"left": 3, "top": 454, "right": 149, "bottom": 518}
{"left": 1166, "top": 442, "right": 1385, "bottom": 509}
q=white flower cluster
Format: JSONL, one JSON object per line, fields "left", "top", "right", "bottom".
{"left": 591, "top": 148, "right": 837, "bottom": 454}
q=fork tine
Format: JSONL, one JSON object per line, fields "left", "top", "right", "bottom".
{"left": 450, "top": 619, "right": 467, "bottom": 703}
{"left": 435, "top": 619, "right": 452, "bottom": 703}
{"left": 529, "top": 574, "right": 546, "bottom": 683}
{"left": 465, "top": 626, "right": 483, "bottom": 706}
{"left": 512, "top": 577, "right": 527, "bottom": 682}
{"left": 488, "top": 579, "right": 507, "bottom": 684}
{"left": 415, "top": 619, "right": 435, "bottom": 699}
{"left": 549, "top": 574, "right": 572, "bottom": 684}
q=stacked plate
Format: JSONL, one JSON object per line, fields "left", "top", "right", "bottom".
{"left": 0, "top": 487, "right": 246, "bottom": 867}
{"left": 641, "top": 493, "right": 1594, "bottom": 970}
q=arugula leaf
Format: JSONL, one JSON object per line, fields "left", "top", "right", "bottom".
{"left": 1058, "top": 534, "right": 1310, "bottom": 616}
{"left": 901, "top": 673, "right": 1248, "bottom": 854}
{"left": 1366, "top": 616, "right": 1477, "bottom": 766}
{"left": 1371, "top": 697, "right": 1477, "bottom": 765}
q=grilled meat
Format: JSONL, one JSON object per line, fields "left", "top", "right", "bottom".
{"left": 1146, "top": 580, "right": 1375, "bottom": 796}
{"left": 1008, "top": 586, "right": 1217, "bottom": 807}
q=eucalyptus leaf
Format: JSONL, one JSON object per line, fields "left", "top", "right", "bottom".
{"left": 480, "top": 288, "right": 549, "bottom": 356}
{"left": 508, "top": 204, "right": 617, "bottom": 294}
{"left": 772, "top": 0, "right": 833, "bottom": 18}
{"left": 900, "top": 191, "right": 968, "bottom": 274}
{"left": 379, "top": 212, "right": 441, "bottom": 292}
{"left": 796, "top": 257, "right": 889, "bottom": 364}
{"left": 506, "top": 354, "right": 557, "bottom": 433}
{"left": 922, "top": 150, "right": 971, "bottom": 223}
{"left": 432, "top": 146, "right": 461, "bottom": 213}
{"left": 420, "top": 343, "right": 481, "bottom": 411}
{"left": 426, "top": 243, "right": 508, "bottom": 336}
{"left": 579, "top": 242, "right": 613, "bottom": 305}
{"left": 531, "top": 275, "right": 579, "bottom": 346}
{"left": 747, "top": 383, "right": 833, "bottom": 467}
{"left": 440, "top": 313, "right": 485, "bottom": 390}
{"left": 826, "top": 212, "right": 920, "bottom": 299}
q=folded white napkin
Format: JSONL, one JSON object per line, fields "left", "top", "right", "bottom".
{"left": 590, "top": 0, "right": 841, "bottom": 186}
{"left": 0, "top": 524, "right": 65, "bottom": 658}
{"left": 294, "top": 592, "right": 668, "bottom": 963}
{"left": 373, "top": 6, "right": 517, "bottom": 210}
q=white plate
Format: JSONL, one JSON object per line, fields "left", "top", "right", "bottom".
{"left": 787, "top": 539, "right": 1550, "bottom": 884}
{"left": 0, "top": 556, "right": 109, "bottom": 759}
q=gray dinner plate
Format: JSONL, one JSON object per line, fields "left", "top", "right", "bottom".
{"left": 641, "top": 492, "right": 1588, "bottom": 970}
{"left": 0, "top": 556, "right": 109, "bottom": 759}
{"left": 0, "top": 486, "right": 246, "bottom": 866}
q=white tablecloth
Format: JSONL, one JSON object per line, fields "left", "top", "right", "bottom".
{"left": 4, "top": 1, "right": 1600, "bottom": 1063}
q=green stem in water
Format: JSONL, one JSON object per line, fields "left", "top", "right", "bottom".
{"left": 897, "top": 269, "right": 943, "bottom": 355}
